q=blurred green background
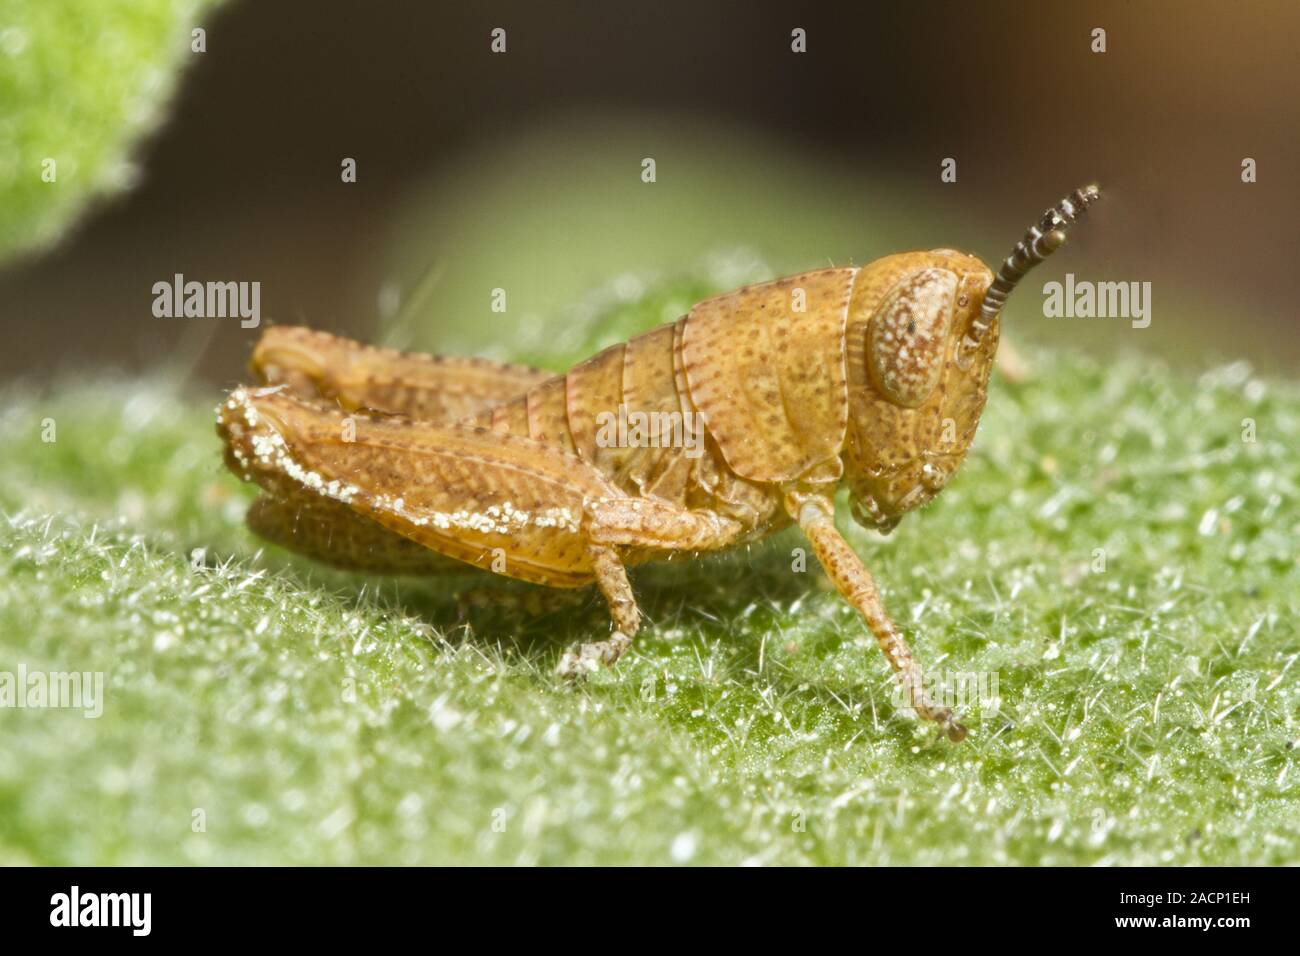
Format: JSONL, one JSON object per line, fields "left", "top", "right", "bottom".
{"left": 1, "top": 0, "right": 1297, "bottom": 380}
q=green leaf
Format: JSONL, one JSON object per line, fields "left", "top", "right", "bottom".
{"left": 1, "top": 280, "right": 1297, "bottom": 864}
{"left": 0, "top": 0, "right": 220, "bottom": 260}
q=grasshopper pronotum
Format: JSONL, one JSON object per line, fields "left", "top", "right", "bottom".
{"left": 217, "top": 185, "right": 1100, "bottom": 741}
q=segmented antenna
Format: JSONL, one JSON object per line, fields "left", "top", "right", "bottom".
{"left": 971, "top": 183, "right": 1101, "bottom": 340}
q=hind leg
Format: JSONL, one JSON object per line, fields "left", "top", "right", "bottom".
{"left": 247, "top": 493, "right": 480, "bottom": 575}
{"left": 248, "top": 325, "right": 550, "bottom": 421}
{"left": 235, "top": 328, "right": 553, "bottom": 566}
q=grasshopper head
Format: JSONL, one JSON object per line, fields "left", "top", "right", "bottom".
{"left": 843, "top": 185, "right": 1100, "bottom": 533}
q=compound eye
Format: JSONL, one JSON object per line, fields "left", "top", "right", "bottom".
{"left": 868, "top": 268, "right": 958, "bottom": 407}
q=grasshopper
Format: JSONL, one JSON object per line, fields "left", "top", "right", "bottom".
{"left": 217, "top": 185, "right": 1100, "bottom": 742}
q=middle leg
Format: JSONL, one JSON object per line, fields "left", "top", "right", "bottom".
{"left": 555, "top": 545, "right": 640, "bottom": 677}
{"left": 555, "top": 498, "right": 746, "bottom": 677}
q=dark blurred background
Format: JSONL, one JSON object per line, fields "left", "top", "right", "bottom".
{"left": 2, "top": 0, "right": 1296, "bottom": 384}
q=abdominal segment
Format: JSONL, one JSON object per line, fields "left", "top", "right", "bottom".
{"left": 471, "top": 319, "right": 779, "bottom": 531}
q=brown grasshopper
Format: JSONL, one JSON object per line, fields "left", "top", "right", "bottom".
{"left": 217, "top": 185, "right": 1100, "bottom": 742}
